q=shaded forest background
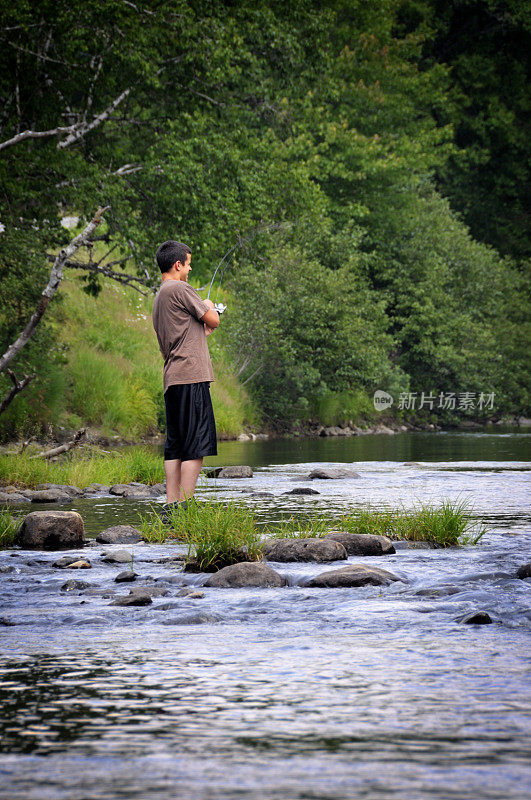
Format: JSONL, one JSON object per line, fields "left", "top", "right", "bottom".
{"left": 0, "top": 0, "right": 529, "bottom": 439}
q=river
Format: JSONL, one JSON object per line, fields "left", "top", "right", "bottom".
{"left": 0, "top": 427, "right": 530, "bottom": 799}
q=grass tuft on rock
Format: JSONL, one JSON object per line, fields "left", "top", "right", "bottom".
{"left": 265, "top": 500, "right": 485, "bottom": 548}
{"left": 339, "top": 499, "right": 485, "bottom": 547}
{"left": 140, "top": 499, "right": 263, "bottom": 571}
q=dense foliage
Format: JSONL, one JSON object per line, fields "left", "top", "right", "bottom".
{"left": 0, "top": 0, "right": 528, "bottom": 436}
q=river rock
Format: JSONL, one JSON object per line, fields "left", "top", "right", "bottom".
{"left": 101, "top": 549, "right": 133, "bottom": 563}
{"left": 28, "top": 489, "right": 73, "bottom": 503}
{"left": 307, "top": 468, "right": 361, "bottom": 480}
{"left": 109, "top": 592, "right": 152, "bottom": 607}
{"left": 61, "top": 579, "right": 92, "bottom": 591}
{"left": 96, "top": 525, "right": 143, "bottom": 544}
{"left": 0, "top": 490, "right": 30, "bottom": 503}
{"left": 35, "top": 483, "right": 83, "bottom": 496}
{"left": 204, "top": 562, "right": 287, "bottom": 588}
{"left": 284, "top": 488, "right": 320, "bottom": 495}
{"left": 324, "top": 531, "right": 396, "bottom": 556}
{"left": 109, "top": 484, "right": 132, "bottom": 496}
{"left": 15, "top": 510, "right": 85, "bottom": 549}
{"left": 457, "top": 611, "right": 493, "bottom": 625}
{"left": 84, "top": 483, "right": 110, "bottom": 494}
{"left": 121, "top": 486, "right": 160, "bottom": 499}
{"left": 151, "top": 483, "right": 166, "bottom": 494}
{"left": 115, "top": 570, "right": 138, "bottom": 582}
{"left": 304, "top": 564, "right": 400, "bottom": 588}
{"left": 129, "top": 585, "right": 169, "bottom": 597}
{"left": 217, "top": 466, "right": 253, "bottom": 478}
{"left": 262, "top": 537, "right": 348, "bottom": 563}
{"left": 53, "top": 554, "right": 90, "bottom": 568}
{"left": 516, "top": 563, "right": 531, "bottom": 579}
{"left": 177, "top": 588, "right": 205, "bottom": 598}
{"left": 202, "top": 467, "right": 222, "bottom": 478}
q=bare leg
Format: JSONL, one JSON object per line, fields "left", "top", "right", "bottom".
{"left": 164, "top": 459, "right": 181, "bottom": 504}
{"left": 178, "top": 458, "right": 204, "bottom": 501}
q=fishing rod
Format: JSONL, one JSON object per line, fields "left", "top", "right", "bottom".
{"left": 206, "top": 221, "right": 293, "bottom": 315}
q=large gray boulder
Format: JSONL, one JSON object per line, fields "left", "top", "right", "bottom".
{"left": 204, "top": 562, "right": 287, "bottom": 588}
{"left": 108, "top": 484, "right": 131, "bottom": 496}
{"left": 262, "top": 537, "right": 347, "bottom": 563}
{"left": 28, "top": 489, "right": 73, "bottom": 503}
{"left": 84, "top": 483, "right": 110, "bottom": 494}
{"left": 15, "top": 510, "right": 86, "bottom": 549}
{"left": 324, "top": 531, "right": 395, "bottom": 556}
{"left": 307, "top": 468, "right": 361, "bottom": 480}
{"left": 0, "top": 490, "right": 30, "bottom": 503}
{"left": 96, "top": 525, "right": 143, "bottom": 544}
{"left": 35, "top": 483, "right": 83, "bottom": 496}
{"left": 217, "top": 466, "right": 253, "bottom": 478}
{"left": 305, "top": 564, "right": 400, "bottom": 587}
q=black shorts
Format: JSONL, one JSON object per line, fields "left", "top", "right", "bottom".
{"left": 164, "top": 382, "right": 217, "bottom": 462}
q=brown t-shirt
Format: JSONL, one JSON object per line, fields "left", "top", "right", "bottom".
{"left": 152, "top": 279, "right": 214, "bottom": 393}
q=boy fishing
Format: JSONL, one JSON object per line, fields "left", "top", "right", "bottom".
{"left": 152, "top": 240, "right": 220, "bottom": 518}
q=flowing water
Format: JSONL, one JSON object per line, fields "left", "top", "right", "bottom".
{"left": 1, "top": 428, "right": 530, "bottom": 799}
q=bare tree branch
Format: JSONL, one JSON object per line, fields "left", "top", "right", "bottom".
{"left": 30, "top": 428, "right": 87, "bottom": 459}
{"left": 113, "top": 163, "right": 143, "bottom": 175}
{"left": 0, "top": 125, "right": 78, "bottom": 152}
{"left": 0, "top": 88, "right": 131, "bottom": 152}
{"left": 58, "top": 88, "right": 131, "bottom": 148}
{"left": 0, "top": 207, "right": 108, "bottom": 378}
{"left": 0, "top": 370, "right": 36, "bottom": 416}
{"left": 60, "top": 257, "right": 153, "bottom": 295}
{"left": 241, "top": 364, "right": 263, "bottom": 386}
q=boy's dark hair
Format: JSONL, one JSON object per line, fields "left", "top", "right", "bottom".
{"left": 155, "top": 240, "right": 191, "bottom": 273}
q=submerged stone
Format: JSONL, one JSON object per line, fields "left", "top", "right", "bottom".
{"left": 61, "top": 579, "right": 92, "bottom": 591}
{"left": 307, "top": 468, "right": 361, "bottom": 480}
{"left": 217, "top": 465, "right": 253, "bottom": 478}
{"left": 284, "top": 488, "right": 320, "bottom": 495}
{"left": 115, "top": 570, "right": 138, "bottom": 582}
{"left": 262, "top": 537, "right": 347, "bottom": 563}
{"left": 204, "top": 562, "right": 287, "bottom": 588}
{"left": 109, "top": 593, "right": 152, "bottom": 607}
{"left": 304, "top": 564, "right": 400, "bottom": 588}
{"left": 516, "top": 563, "right": 531, "bottom": 579}
{"left": 457, "top": 611, "right": 493, "bottom": 625}
{"left": 101, "top": 549, "right": 134, "bottom": 563}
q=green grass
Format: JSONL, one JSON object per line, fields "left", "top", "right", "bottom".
{"left": 0, "top": 509, "right": 18, "bottom": 547}
{"left": 0, "top": 446, "right": 165, "bottom": 488}
{"left": 338, "top": 500, "right": 486, "bottom": 547}
{"left": 1, "top": 271, "right": 259, "bottom": 442}
{"left": 137, "top": 498, "right": 485, "bottom": 572}
{"left": 140, "top": 499, "right": 262, "bottom": 571}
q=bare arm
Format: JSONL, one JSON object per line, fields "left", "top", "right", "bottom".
{"left": 201, "top": 298, "right": 220, "bottom": 331}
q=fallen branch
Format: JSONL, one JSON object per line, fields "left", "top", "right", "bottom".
{"left": 0, "top": 370, "right": 36, "bottom": 415}
{"left": 0, "top": 206, "right": 108, "bottom": 378}
{"left": 30, "top": 428, "right": 87, "bottom": 459}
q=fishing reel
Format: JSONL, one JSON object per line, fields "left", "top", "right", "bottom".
{"left": 214, "top": 302, "right": 227, "bottom": 315}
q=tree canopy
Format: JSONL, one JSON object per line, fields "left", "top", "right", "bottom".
{"left": 0, "top": 0, "right": 528, "bottom": 434}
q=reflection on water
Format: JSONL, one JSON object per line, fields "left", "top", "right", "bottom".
{"left": 0, "top": 429, "right": 530, "bottom": 799}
